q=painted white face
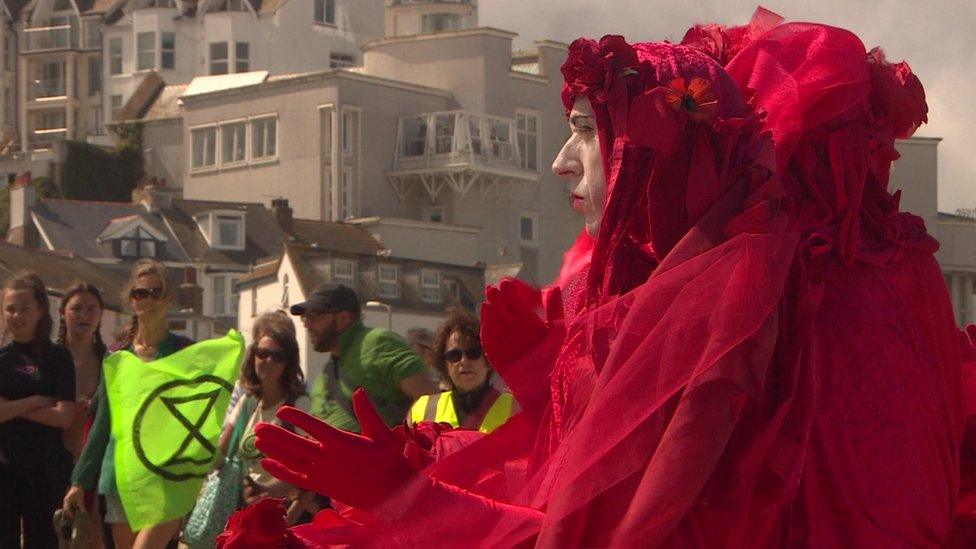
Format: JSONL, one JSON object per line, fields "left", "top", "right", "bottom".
{"left": 553, "top": 97, "right": 607, "bottom": 237}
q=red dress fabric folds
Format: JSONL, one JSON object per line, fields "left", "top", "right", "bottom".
{"left": 238, "top": 10, "right": 963, "bottom": 548}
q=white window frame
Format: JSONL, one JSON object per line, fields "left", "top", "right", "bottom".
{"left": 190, "top": 124, "right": 218, "bottom": 172}
{"left": 194, "top": 209, "right": 246, "bottom": 250}
{"left": 520, "top": 211, "right": 539, "bottom": 246}
{"left": 209, "top": 42, "right": 228, "bottom": 75}
{"left": 377, "top": 264, "right": 399, "bottom": 299}
{"left": 235, "top": 42, "right": 249, "bottom": 73}
{"left": 516, "top": 109, "right": 540, "bottom": 171}
{"left": 161, "top": 32, "right": 175, "bottom": 69}
{"left": 332, "top": 258, "right": 355, "bottom": 286}
{"left": 420, "top": 269, "right": 442, "bottom": 303}
{"left": 212, "top": 275, "right": 240, "bottom": 317}
{"left": 329, "top": 52, "right": 355, "bottom": 68}
{"left": 219, "top": 119, "right": 247, "bottom": 167}
{"left": 110, "top": 94, "right": 124, "bottom": 121}
{"left": 109, "top": 37, "right": 123, "bottom": 75}
{"left": 137, "top": 31, "right": 156, "bottom": 71}
{"left": 249, "top": 114, "right": 278, "bottom": 163}
{"left": 314, "top": 0, "right": 335, "bottom": 25}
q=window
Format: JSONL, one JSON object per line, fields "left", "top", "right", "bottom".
{"left": 520, "top": 212, "right": 538, "bottom": 245}
{"left": 221, "top": 121, "right": 246, "bottom": 165}
{"left": 39, "top": 110, "right": 66, "bottom": 130}
{"left": 84, "top": 20, "right": 101, "bottom": 49}
{"left": 191, "top": 126, "right": 217, "bottom": 169}
{"left": 87, "top": 106, "right": 102, "bottom": 135}
{"left": 332, "top": 259, "right": 355, "bottom": 286}
{"left": 339, "top": 171, "right": 351, "bottom": 220}
{"left": 109, "top": 38, "right": 123, "bottom": 75}
{"left": 421, "top": 13, "right": 460, "bottom": 33}
{"left": 195, "top": 210, "right": 245, "bottom": 249}
{"left": 251, "top": 116, "right": 277, "bottom": 160}
{"left": 434, "top": 114, "right": 455, "bottom": 154}
{"left": 235, "top": 42, "right": 249, "bottom": 73}
{"left": 329, "top": 53, "right": 354, "bottom": 68}
{"left": 314, "top": 0, "right": 335, "bottom": 24}
{"left": 488, "top": 119, "right": 513, "bottom": 160}
{"left": 420, "top": 270, "right": 441, "bottom": 303}
{"left": 209, "top": 42, "right": 228, "bottom": 75}
{"left": 216, "top": 215, "right": 243, "bottom": 248}
{"left": 222, "top": 0, "right": 247, "bottom": 10}
{"left": 118, "top": 226, "right": 157, "bottom": 258}
{"left": 161, "top": 33, "right": 175, "bottom": 69}
{"left": 517, "top": 111, "right": 539, "bottom": 170}
{"left": 88, "top": 57, "right": 101, "bottom": 95}
{"left": 39, "top": 61, "right": 65, "bottom": 97}
{"left": 377, "top": 265, "right": 399, "bottom": 299}
{"left": 213, "top": 276, "right": 229, "bottom": 316}
{"left": 401, "top": 116, "right": 426, "bottom": 157}
{"left": 468, "top": 117, "right": 482, "bottom": 155}
{"left": 137, "top": 32, "right": 155, "bottom": 70}
{"left": 110, "top": 95, "right": 123, "bottom": 120}
{"left": 422, "top": 205, "right": 444, "bottom": 223}
{"left": 341, "top": 110, "right": 355, "bottom": 154}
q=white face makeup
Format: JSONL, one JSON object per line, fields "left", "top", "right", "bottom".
{"left": 553, "top": 97, "right": 607, "bottom": 237}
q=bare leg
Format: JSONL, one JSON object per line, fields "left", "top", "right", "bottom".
{"left": 111, "top": 522, "right": 136, "bottom": 549}
{"left": 133, "top": 518, "right": 181, "bottom": 549}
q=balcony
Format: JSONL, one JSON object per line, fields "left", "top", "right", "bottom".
{"left": 390, "top": 111, "right": 538, "bottom": 200}
{"left": 22, "top": 18, "right": 101, "bottom": 53}
{"left": 29, "top": 78, "right": 66, "bottom": 101}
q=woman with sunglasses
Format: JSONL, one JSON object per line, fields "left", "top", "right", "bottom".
{"left": 220, "top": 311, "right": 309, "bottom": 514}
{"left": 63, "top": 259, "right": 193, "bottom": 549}
{"left": 408, "top": 309, "right": 516, "bottom": 433}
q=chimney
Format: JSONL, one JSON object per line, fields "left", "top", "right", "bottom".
{"left": 7, "top": 172, "right": 38, "bottom": 248}
{"left": 270, "top": 198, "right": 294, "bottom": 235}
{"left": 176, "top": 267, "right": 203, "bottom": 315}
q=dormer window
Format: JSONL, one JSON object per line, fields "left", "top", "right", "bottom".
{"left": 119, "top": 227, "right": 159, "bottom": 258}
{"left": 97, "top": 216, "right": 168, "bottom": 259}
{"left": 332, "top": 259, "right": 355, "bottom": 286}
{"left": 195, "top": 210, "right": 246, "bottom": 251}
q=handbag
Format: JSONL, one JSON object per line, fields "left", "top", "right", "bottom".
{"left": 183, "top": 396, "right": 255, "bottom": 548}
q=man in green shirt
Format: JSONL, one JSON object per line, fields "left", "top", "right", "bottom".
{"left": 290, "top": 283, "right": 435, "bottom": 432}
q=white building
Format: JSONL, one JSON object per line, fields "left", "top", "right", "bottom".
{"left": 134, "top": 0, "right": 579, "bottom": 283}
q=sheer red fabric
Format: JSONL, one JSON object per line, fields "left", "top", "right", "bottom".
{"left": 242, "top": 11, "right": 963, "bottom": 548}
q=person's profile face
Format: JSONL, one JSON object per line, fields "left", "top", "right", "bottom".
{"left": 553, "top": 97, "right": 607, "bottom": 237}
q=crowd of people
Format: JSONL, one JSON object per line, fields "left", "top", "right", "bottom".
{"left": 0, "top": 259, "right": 515, "bottom": 548}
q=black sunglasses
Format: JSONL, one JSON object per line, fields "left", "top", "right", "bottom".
{"left": 444, "top": 346, "right": 483, "bottom": 364}
{"left": 130, "top": 287, "right": 165, "bottom": 300}
{"left": 254, "top": 347, "right": 286, "bottom": 362}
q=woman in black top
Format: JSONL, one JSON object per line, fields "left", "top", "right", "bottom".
{"left": 0, "top": 272, "right": 76, "bottom": 548}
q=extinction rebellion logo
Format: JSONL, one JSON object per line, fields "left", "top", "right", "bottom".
{"left": 132, "top": 375, "right": 233, "bottom": 481}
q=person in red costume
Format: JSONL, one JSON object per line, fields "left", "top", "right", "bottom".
{"left": 227, "top": 9, "right": 964, "bottom": 548}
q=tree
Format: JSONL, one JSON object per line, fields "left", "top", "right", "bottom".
{"left": 59, "top": 122, "right": 144, "bottom": 202}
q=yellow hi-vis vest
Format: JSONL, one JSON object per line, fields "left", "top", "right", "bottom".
{"left": 409, "top": 389, "right": 515, "bottom": 433}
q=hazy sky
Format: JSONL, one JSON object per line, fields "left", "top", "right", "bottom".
{"left": 479, "top": 1, "right": 975, "bottom": 212}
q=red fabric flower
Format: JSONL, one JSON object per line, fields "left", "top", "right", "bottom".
{"left": 625, "top": 77, "right": 718, "bottom": 154}
{"left": 216, "top": 498, "right": 307, "bottom": 549}
{"left": 867, "top": 47, "right": 927, "bottom": 139}
{"left": 561, "top": 35, "right": 639, "bottom": 109}
{"left": 396, "top": 420, "right": 454, "bottom": 470}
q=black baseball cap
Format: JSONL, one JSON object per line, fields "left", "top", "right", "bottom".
{"left": 289, "top": 282, "right": 361, "bottom": 316}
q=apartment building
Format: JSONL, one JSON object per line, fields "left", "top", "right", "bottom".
{"left": 131, "top": 0, "right": 579, "bottom": 283}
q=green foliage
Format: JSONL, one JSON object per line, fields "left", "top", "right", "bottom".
{"left": 0, "top": 176, "right": 62, "bottom": 238}
{"left": 60, "top": 122, "right": 144, "bottom": 202}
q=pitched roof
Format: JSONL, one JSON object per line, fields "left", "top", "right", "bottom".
{"left": 32, "top": 198, "right": 189, "bottom": 262}
{"left": 117, "top": 70, "right": 166, "bottom": 121}
{"left": 0, "top": 240, "right": 128, "bottom": 311}
{"left": 288, "top": 218, "right": 384, "bottom": 255}
{"left": 141, "top": 84, "right": 187, "bottom": 121}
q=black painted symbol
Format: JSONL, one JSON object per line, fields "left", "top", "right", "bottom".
{"left": 133, "top": 375, "right": 233, "bottom": 481}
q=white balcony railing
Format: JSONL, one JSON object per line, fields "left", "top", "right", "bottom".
{"left": 22, "top": 18, "right": 101, "bottom": 53}
{"left": 394, "top": 111, "right": 523, "bottom": 173}
{"left": 30, "top": 78, "right": 66, "bottom": 100}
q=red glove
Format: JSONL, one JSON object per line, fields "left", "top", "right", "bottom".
{"left": 255, "top": 389, "right": 415, "bottom": 510}
{"left": 480, "top": 277, "right": 563, "bottom": 369}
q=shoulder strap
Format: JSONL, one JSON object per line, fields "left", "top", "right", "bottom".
{"left": 227, "top": 396, "right": 255, "bottom": 455}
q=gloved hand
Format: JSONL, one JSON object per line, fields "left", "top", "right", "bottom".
{"left": 255, "top": 389, "right": 415, "bottom": 510}
{"left": 480, "top": 277, "right": 564, "bottom": 370}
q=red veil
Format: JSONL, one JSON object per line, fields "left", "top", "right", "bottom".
{"left": 237, "top": 10, "right": 964, "bottom": 548}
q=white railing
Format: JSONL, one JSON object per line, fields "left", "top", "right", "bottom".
{"left": 22, "top": 19, "right": 100, "bottom": 52}
{"left": 394, "top": 111, "right": 522, "bottom": 171}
